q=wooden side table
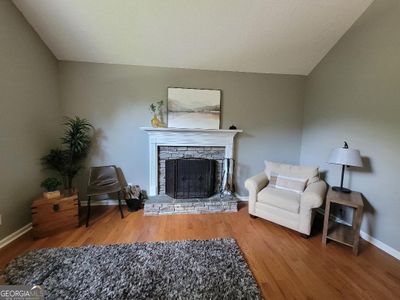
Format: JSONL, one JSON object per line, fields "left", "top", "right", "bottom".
{"left": 322, "top": 188, "right": 363, "bottom": 255}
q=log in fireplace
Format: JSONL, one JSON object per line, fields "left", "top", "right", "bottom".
{"left": 165, "top": 158, "right": 216, "bottom": 199}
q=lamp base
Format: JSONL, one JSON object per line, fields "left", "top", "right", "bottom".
{"left": 332, "top": 186, "right": 352, "bottom": 193}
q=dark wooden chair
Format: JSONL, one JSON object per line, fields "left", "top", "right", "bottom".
{"left": 86, "top": 165, "right": 124, "bottom": 227}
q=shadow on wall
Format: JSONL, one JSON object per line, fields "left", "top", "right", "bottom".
{"left": 234, "top": 130, "right": 255, "bottom": 195}
{"left": 348, "top": 156, "right": 373, "bottom": 175}
{"left": 235, "top": 162, "right": 251, "bottom": 195}
{"left": 346, "top": 156, "right": 373, "bottom": 191}
{"left": 349, "top": 156, "right": 375, "bottom": 237}
{"left": 90, "top": 128, "right": 108, "bottom": 163}
{"left": 361, "top": 195, "right": 376, "bottom": 237}
{"left": 72, "top": 127, "right": 108, "bottom": 201}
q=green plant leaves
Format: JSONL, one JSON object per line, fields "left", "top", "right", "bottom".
{"left": 41, "top": 116, "right": 93, "bottom": 189}
{"left": 40, "top": 177, "right": 62, "bottom": 192}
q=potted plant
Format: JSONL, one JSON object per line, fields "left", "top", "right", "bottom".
{"left": 40, "top": 177, "right": 62, "bottom": 199}
{"left": 149, "top": 100, "right": 165, "bottom": 128}
{"left": 41, "top": 116, "right": 93, "bottom": 191}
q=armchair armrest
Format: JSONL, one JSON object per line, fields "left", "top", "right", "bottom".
{"left": 245, "top": 172, "right": 269, "bottom": 194}
{"left": 245, "top": 172, "right": 269, "bottom": 214}
{"left": 301, "top": 180, "right": 327, "bottom": 209}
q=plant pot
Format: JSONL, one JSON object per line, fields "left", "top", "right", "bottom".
{"left": 125, "top": 198, "right": 141, "bottom": 212}
{"left": 43, "top": 190, "right": 61, "bottom": 199}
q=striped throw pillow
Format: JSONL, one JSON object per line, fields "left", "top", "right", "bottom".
{"left": 269, "top": 172, "right": 308, "bottom": 194}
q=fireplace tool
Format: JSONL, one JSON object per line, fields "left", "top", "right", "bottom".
{"left": 220, "top": 158, "right": 235, "bottom": 199}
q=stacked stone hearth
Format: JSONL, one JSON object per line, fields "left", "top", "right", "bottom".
{"left": 144, "top": 194, "right": 238, "bottom": 216}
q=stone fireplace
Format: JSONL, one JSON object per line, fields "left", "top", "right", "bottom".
{"left": 141, "top": 127, "right": 242, "bottom": 215}
{"left": 141, "top": 127, "right": 241, "bottom": 195}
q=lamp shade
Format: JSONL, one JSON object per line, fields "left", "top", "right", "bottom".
{"left": 328, "top": 147, "right": 363, "bottom": 167}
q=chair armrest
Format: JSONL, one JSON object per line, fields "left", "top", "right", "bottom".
{"left": 245, "top": 172, "right": 269, "bottom": 195}
{"left": 245, "top": 172, "right": 268, "bottom": 214}
{"left": 300, "top": 180, "right": 327, "bottom": 209}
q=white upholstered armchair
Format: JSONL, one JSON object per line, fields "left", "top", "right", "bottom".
{"left": 245, "top": 161, "right": 327, "bottom": 236}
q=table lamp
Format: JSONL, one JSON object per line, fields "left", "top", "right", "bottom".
{"left": 328, "top": 141, "right": 363, "bottom": 193}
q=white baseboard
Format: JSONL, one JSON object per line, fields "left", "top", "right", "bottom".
{"left": 235, "top": 194, "right": 248, "bottom": 201}
{"left": 0, "top": 223, "right": 32, "bottom": 249}
{"left": 317, "top": 209, "right": 400, "bottom": 260}
{"left": 359, "top": 231, "right": 400, "bottom": 260}
{"left": 80, "top": 200, "right": 127, "bottom": 206}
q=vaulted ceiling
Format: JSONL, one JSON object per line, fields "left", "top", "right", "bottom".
{"left": 13, "top": 0, "right": 373, "bottom": 75}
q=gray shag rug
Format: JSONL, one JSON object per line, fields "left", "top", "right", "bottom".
{"left": 5, "top": 238, "right": 262, "bottom": 299}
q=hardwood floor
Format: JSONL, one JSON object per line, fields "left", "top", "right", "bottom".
{"left": 1, "top": 203, "right": 400, "bottom": 299}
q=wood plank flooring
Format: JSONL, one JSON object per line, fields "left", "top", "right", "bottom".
{"left": 1, "top": 203, "right": 400, "bottom": 299}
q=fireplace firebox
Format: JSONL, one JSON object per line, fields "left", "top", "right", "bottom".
{"left": 166, "top": 158, "right": 216, "bottom": 199}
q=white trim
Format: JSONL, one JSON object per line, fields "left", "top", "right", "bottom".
{"left": 236, "top": 194, "right": 248, "bottom": 201}
{"left": 80, "top": 200, "right": 127, "bottom": 206}
{"left": 359, "top": 231, "right": 400, "bottom": 260}
{"left": 0, "top": 223, "right": 32, "bottom": 249}
{"left": 141, "top": 127, "right": 242, "bottom": 196}
{"left": 317, "top": 209, "right": 400, "bottom": 260}
{"left": 140, "top": 127, "right": 242, "bottom": 133}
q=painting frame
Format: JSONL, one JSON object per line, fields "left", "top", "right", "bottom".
{"left": 167, "top": 87, "right": 221, "bottom": 129}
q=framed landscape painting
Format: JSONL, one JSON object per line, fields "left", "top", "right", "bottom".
{"left": 167, "top": 87, "right": 221, "bottom": 129}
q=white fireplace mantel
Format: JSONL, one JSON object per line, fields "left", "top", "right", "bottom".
{"left": 140, "top": 127, "right": 242, "bottom": 195}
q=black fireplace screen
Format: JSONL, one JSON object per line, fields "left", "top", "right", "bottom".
{"left": 165, "top": 158, "right": 216, "bottom": 199}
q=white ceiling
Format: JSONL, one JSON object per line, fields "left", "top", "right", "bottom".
{"left": 13, "top": 0, "right": 373, "bottom": 75}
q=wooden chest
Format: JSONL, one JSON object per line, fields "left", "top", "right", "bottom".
{"left": 31, "top": 193, "right": 79, "bottom": 238}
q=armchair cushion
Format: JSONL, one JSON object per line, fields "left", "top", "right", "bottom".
{"left": 270, "top": 172, "right": 308, "bottom": 194}
{"left": 258, "top": 186, "right": 300, "bottom": 213}
{"left": 264, "top": 161, "right": 320, "bottom": 186}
